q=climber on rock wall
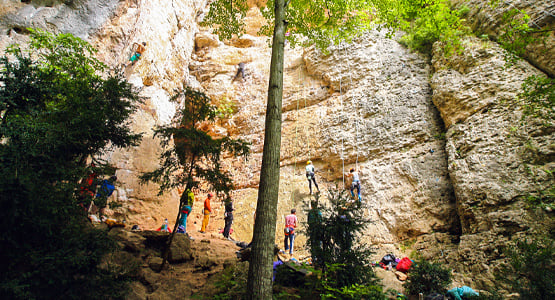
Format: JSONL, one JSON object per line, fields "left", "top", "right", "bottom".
{"left": 346, "top": 168, "right": 362, "bottom": 202}
{"left": 126, "top": 42, "right": 147, "bottom": 67}
{"left": 232, "top": 62, "right": 245, "bottom": 82}
{"left": 305, "top": 160, "right": 320, "bottom": 195}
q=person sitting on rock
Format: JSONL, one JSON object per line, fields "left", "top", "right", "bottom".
{"left": 157, "top": 218, "right": 171, "bottom": 232}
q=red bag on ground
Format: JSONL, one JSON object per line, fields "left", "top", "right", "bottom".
{"left": 396, "top": 257, "right": 412, "bottom": 273}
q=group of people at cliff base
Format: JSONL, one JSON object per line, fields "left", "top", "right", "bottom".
{"left": 305, "top": 160, "right": 362, "bottom": 202}
{"left": 78, "top": 164, "right": 119, "bottom": 217}
{"left": 156, "top": 190, "right": 235, "bottom": 240}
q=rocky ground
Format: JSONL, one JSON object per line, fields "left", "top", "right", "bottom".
{"left": 103, "top": 224, "right": 410, "bottom": 299}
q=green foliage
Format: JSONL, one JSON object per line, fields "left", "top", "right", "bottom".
{"left": 304, "top": 190, "right": 384, "bottom": 298}
{"left": 518, "top": 75, "right": 554, "bottom": 125}
{"left": 215, "top": 95, "right": 237, "bottom": 119}
{"left": 320, "top": 279, "right": 386, "bottom": 300}
{"left": 372, "top": 0, "right": 470, "bottom": 55}
{"left": 203, "top": 0, "right": 374, "bottom": 51}
{"left": 498, "top": 235, "right": 555, "bottom": 299}
{"left": 259, "top": 0, "right": 373, "bottom": 50}
{"left": 466, "top": 290, "right": 504, "bottom": 300}
{"left": 212, "top": 263, "right": 249, "bottom": 300}
{"left": 201, "top": 0, "right": 249, "bottom": 41}
{"left": 497, "top": 9, "right": 543, "bottom": 65}
{"left": 404, "top": 260, "right": 452, "bottom": 296}
{"left": 140, "top": 87, "right": 250, "bottom": 197}
{"left": 0, "top": 29, "right": 140, "bottom": 299}
{"left": 525, "top": 186, "right": 555, "bottom": 210}
{"left": 140, "top": 87, "right": 250, "bottom": 270}
{"left": 274, "top": 262, "right": 308, "bottom": 288}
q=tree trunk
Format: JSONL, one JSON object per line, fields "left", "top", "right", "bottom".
{"left": 246, "top": 0, "right": 287, "bottom": 298}
{"left": 158, "top": 157, "right": 196, "bottom": 272}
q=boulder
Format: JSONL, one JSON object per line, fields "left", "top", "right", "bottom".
{"left": 168, "top": 234, "right": 193, "bottom": 263}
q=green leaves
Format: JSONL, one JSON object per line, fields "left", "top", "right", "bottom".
{"left": 141, "top": 87, "right": 250, "bottom": 198}
{"left": 404, "top": 259, "right": 452, "bottom": 295}
{"left": 201, "top": 0, "right": 249, "bottom": 41}
{"left": 499, "top": 235, "right": 555, "bottom": 299}
{"left": 0, "top": 29, "right": 141, "bottom": 299}
{"left": 374, "top": 0, "right": 469, "bottom": 55}
{"left": 305, "top": 190, "right": 380, "bottom": 292}
{"left": 203, "top": 0, "right": 374, "bottom": 51}
{"left": 518, "top": 75, "right": 554, "bottom": 125}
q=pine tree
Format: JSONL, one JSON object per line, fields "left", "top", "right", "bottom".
{"left": 306, "top": 189, "right": 379, "bottom": 289}
{"left": 140, "top": 87, "right": 250, "bottom": 270}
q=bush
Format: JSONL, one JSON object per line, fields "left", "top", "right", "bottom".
{"left": 212, "top": 263, "right": 248, "bottom": 300}
{"left": 498, "top": 235, "right": 554, "bottom": 299}
{"left": 404, "top": 260, "right": 452, "bottom": 296}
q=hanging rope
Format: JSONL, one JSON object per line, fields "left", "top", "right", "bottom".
{"left": 304, "top": 69, "right": 310, "bottom": 159}
{"left": 342, "top": 40, "right": 359, "bottom": 170}
{"left": 289, "top": 64, "right": 302, "bottom": 206}
{"left": 339, "top": 40, "right": 345, "bottom": 187}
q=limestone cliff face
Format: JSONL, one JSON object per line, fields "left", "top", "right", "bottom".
{"left": 450, "top": 0, "right": 555, "bottom": 77}
{"left": 429, "top": 36, "right": 554, "bottom": 287}
{"left": 0, "top": 0, "right": 553, "bottom": 291}
{"left": 0, "top": 0, "right": 209, "bottom": 230}
{"left": 189, "top": 27, "right": 458, "bottom": 253}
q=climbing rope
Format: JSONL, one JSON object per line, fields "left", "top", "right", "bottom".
{"left": 342, "top": 39, "right": 359, "bottom": 170}
{"left": 293, "top": 66, "right": 301, "bottom": 205}
{"left": 339, "top": 40, "right": 345, "bottom": 188}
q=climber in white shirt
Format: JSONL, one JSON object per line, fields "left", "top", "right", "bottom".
{"left": 305, "top": 160, "right": 320, "bottom": 195}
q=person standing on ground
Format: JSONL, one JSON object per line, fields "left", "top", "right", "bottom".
{"left": 200, "top": 193, "right": 213, "bottom": 233}
{"left": 284, "top": 209, "right": 298, "bottom": 255}
{"left": 346, "top": 168, "right": 362, "bottom": 202}
{"left": 95, "top": 175, "right": 117, "bottom": 217}
{"left": 176, "top": 204, "right": 191, "bottom": 234}
{"left": 305, "top": 160, "right": 320, "bottom": 195}
{"left": 223, "top": 200, "right": 234, "bottom": 239}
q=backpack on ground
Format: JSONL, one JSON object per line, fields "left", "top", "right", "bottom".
{"left": 396, "top": 257, "right": 412, "bottom": 273}
{"left": 380, "top": 253, "right": 396, "bottom": 266}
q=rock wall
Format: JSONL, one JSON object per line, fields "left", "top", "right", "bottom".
{"left": 429, "top": 36, "right": 554, "bottom": 288}
{"left": 1, "top": 0, "right": 553, "bottom": 291}
{"left": 451, "top": 0, "right": 555, "bottom": 77}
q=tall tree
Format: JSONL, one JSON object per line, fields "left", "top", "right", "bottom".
{"left": 202, "top": 0, "right": 373, "bottom": 298}
{"left": 0, "top": 28, "right": 141, "bottom": 299}
{"left": 140, "top": 87, "right": 250, "bottom": 271}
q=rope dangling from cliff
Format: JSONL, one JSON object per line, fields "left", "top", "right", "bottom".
{"left": 343, "top": 41, "right": 359, "bottom": 170}
{"left": 339, "top": 40, "right": 345, "bottom": 188}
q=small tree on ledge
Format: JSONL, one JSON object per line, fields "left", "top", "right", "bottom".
{"left": 140, "top": 87, "right": 250, "bottom": 271}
